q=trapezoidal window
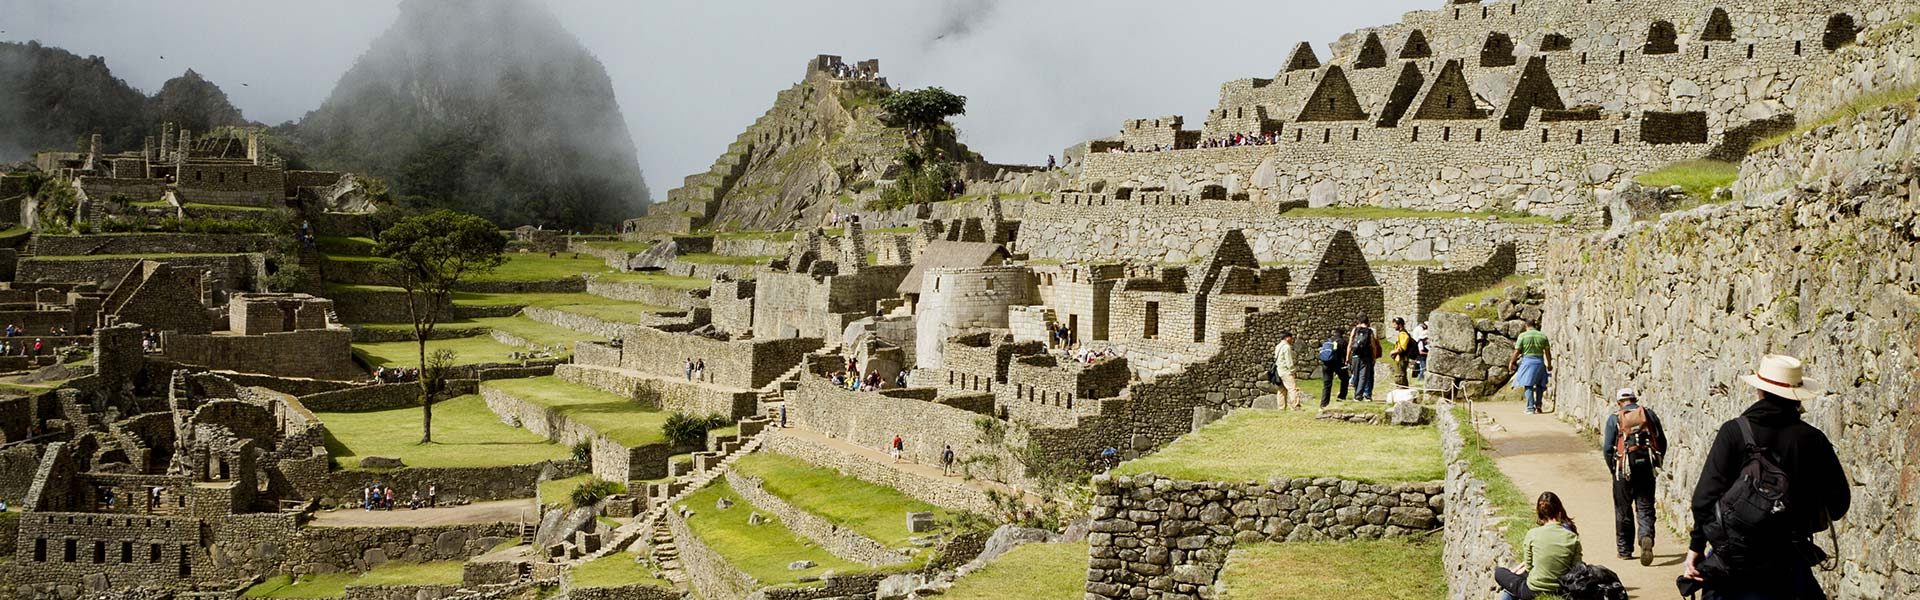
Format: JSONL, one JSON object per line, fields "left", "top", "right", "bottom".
{"left": 1481, "top": 32, "right": 1517, "bottom": 67}
{"left": 1645, "top": 21, "right": 1680, "bottom": 55}
{"left": 1824, "top": 14, "right": 1861, "bottom": 51}
{"left": 1539, "top": 33, "right": 1572, "bottom": 52}
{"left": 1701, "top": 8, "right": 1735, "bottom": 41}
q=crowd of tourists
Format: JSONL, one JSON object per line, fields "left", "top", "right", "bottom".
{"left": 1272, "top": 314, "right": 1431, "bottom": 409}
{"left": 361, "top": 484, "right": 438, "bottom": 511}
{"left": 372, "top": 367, "right": 419, "bottom": 383}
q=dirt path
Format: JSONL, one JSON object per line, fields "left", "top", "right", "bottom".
{"left": 308, "top": 498, "right": 537, "bottom": 527}
{"left": 1473, "top": 401, "right": 1683, "bottom": 598}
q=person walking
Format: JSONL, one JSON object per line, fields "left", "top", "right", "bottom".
{"left": 1507, "top": 321, "right": 1552, "bottom": 413}
{"left": 1390, "top": 317, "right": 1415, "bottom": 387}
{"left": 1317, "top": 327, "right": 1349, "bottom": 407}
{"left": 890, "top": 435, "right": 904, "bottom": 463}
{"left": 941, "top": 444, "right": 955, "bottom": 476}
{"left": 1273, "top": 331, "right": 1303, "bottom": 410}
{"left": 1682, "top": 354, "right": 1850, "bottom": 600}
{"left": 779, "top": 404, "right": 789, "bottom": 428}
{"left": 1603, "top": 388, "right": 1666, "bottom": 564}
{"left": 1346, "top": 317, "right": 1381, "bottom": 402}
{"left": 1494, "top": 492, "right": 1583, "bottom": 600}
{"left": 1413, "top": 322, "right": 1431, "bottom": 378}
{"left": 427, "top": 484, "right": 438, "bottom": 508}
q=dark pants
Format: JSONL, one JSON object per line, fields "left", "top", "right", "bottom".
{"left": 1494, "top": 567, "right": 1538, "bottom": 600}
{"left": 1352, "top": 357, "right": 1376, "bottom": 400}
{"left": 1320, "top": 362, "right": 1348, "bottom": 406}
{"left": 1702, "top": 558, "right": 1825, "bottom": 600}
{"left": 1613, "top": 466, "right": 1657, "bottom": 555}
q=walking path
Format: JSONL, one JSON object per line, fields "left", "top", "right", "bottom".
{"left": 1474, "top": 401, "right": 1681, "bottom": 598}
{"left": 308, "top": 498, "right": 536, "bottom": 527}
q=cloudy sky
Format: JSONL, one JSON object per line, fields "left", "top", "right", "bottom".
{"left": 5, "top": 0, "right": 1430, "bottom": 198}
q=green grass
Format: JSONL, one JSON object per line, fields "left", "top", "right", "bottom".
{"left": 354, "top": 335, "right": 527, "bottom": 368}
{"left": 1435, "top": 274, "right": 1533, "bottom": 320}
{"left": 243, "top": 562, "right": 463, "bottom": 597}
{"left": 1219, "top": 539, "right": 1444, "bottom": 600}
{"left": 243, "top": 573, "right": 355, "bottom": 598}
{"left": 570, "top": 551, "right": 673, "bottom": 589}
{"left": 317, "top": 236, "right": 377, "bottom": 256}
{"left": 679, "top": 483, "right": 870, "bottom": 586}
{"left": 1454, "top": 406, "right": 1532, "bottom": 552}
{"left": 941, "top": 542, "right": 1089, "bottom": 600}
{"left": 468, "top": 252, "right": 612, "bottom": 283}
{"left": 317, "top": 394, "right": 566, "bottom": 470}
{"left": 1279, "top": 206, "right": 1560, "bottom": 225}
{"left": 450, "top": 291, "right": 667, "bottom": 318}
{"left": 580, "top": 240, "right": 657, "bottom": 253}
{"left": 481, "top": 377, "right": 668, "bottom": 447}
{"left": 731, "top": 453, "right": 946, "bottom": 548}
{"left": 708, "top": 230, "right": 800, "bottom": 242}
{"left": 468, "top": 315, "right": 597, "bottom": 349}
{"left": 677, "top": 253, "right": 774, "bottom": 266}
{"left": 1634, "top": 160, "right": 1739, "bottom": 204}
{"left": 1751, "top": 84, "right": 1920, "bottom": 153}
{"left": 594, "top": 271, "right": 711, "bottom": 290}
{"left": 539, "top": 474, "right": 628, "bottom": 508}
{"left": 1115, "top": 409, "right": 1442, "bottom": 484}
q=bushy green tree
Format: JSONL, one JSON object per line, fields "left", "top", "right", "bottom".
{"left": 879, "top": 87, "right": 967, "bottom": 146}
{"left": 375, "top": 210, "right": 507, "bottom": 443}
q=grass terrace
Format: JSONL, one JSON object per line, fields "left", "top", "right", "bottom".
{"left": 451, "top": 291, "right": 669, "bottom": 320}
{"left": 481, "top": 377, "right": 668, "bottom": 447}
{"left": 1634, "top": 160, "right": 1739, "bottom": 204}
{"left": 1751, "top": 83, "right": 1920, "bottom": 153}
{"left": 1218, "top": 539, "right": 1444, "bottom": 599}
{"left": 354, "top": 335, "right": 528, "bottom": 368}
{"left": 579, "top": 240, "right": 657, "bottom": 253}
{"left": 569, "top": 551, "right": 673, "bottom": 589}
{"left": 1115, "top": 408, "right": 1442, "bottom": 484}
{"left": 731, "top": 453, "right": 947, "bottom": 549}
{"left": 467, "top": 252, "right": 613, "bottom": 283}
{"left": 317, "top": 394, "right": 566, "bottom": 470}
{"left": 539, "top": 473, "right": 628, "bottom": 508}
{"left": 594, "top": 270, "right": 711, "bottom": 290}
{"left": 1279, "top": 206, "right": 1562, "bottom": 225}
{"left": 242, "top": 561, "right": 465, "bottom": 598}
{"left": 941, "top": 542, "right": 1088, "bottom": 600}
{"left": 1435, "top": 274, "right": 1534, "bottom": 320}
{"left": 317, "top": 236, "right": 377, "bottom": 256}
{"left": 679, "top": 483, "right": 871, "bottom": 586}
{"left": 1454, "top": 406, "right": 1532, "bottom": 551}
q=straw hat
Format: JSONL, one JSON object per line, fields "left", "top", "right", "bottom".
{"left": 1740, "top": 354, "right": 1824, "bottom": 401}
{"left": 1615, "top": 388, "right": 1638, "bottom": 401}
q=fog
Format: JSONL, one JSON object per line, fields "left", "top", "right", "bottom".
{"left": 3, "top": 0, "right": 1430, "bottom": 198}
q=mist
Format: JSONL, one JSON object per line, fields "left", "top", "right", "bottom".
{"left": 3, "top": 0, "right": 1431, "bottom": 200}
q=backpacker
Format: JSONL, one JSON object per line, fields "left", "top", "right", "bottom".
{"left": 1318, "top": 340, "right": 1337, "bottom": 362}
{"left": 1614, "top": 406, "right": 1664, "bottom": 472}
{"left": 1352, "top": 326, "right": 1376, "bottom": 358}
{"left": 1704, "top": 417, "right": 1795, "bottom": 574}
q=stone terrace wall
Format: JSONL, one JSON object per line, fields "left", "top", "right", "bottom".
{"left": 723, "top": 470, "right": 910, "bottom": 567}
{"left": 297, "top": 384, "right": 419, "bottom": 412}
{"left": 285, "top": 523, "right": 519, "bottom": 573}
{"left": 565, "top": 583, "right": 682, "bottom": 600}
{"left": 17, "top": 254, "right": 261, "bottom": 291}
{"left": 480, "top": 385, "right": 673, "bottom": 482}
{"left": 575, "top": 330, "right": 822, "bottom": 390}
{"left": 340, "top": 584, "right": 461, "bottom": 600}
{"left": 1084, "top": 472, "right": 1444, "bottom": 600}
{"left": 583, "top": 277, "right": 706, "bottom": 310}
{"left": 1439, "top": 407, "right": 1515, "bottom": 600}
{"left": 1542, "top": 104, "right": 1920, "bottom": 598}
{"left": 31, "top": 234, "right": 278, "bottom": 256}
{"left": 285, "top": 458, "right": 583, "bottom": 507}
{"left": 554, "top": 364, "right": 757, "bottom": 420}
{"left": 163, "top": 329, "right": 361, "bottom": 381}
{"left": 784, "top": 376, "right": 1031, "bottom": 488}
{"left": 1019, "top": 207, "right": 1580, "bottom": 272}
{"left": 762, "top": 430, "right": 994, "bottom": 514}
{"left": 667, "top": 508, "right": 757, "bottom": 600}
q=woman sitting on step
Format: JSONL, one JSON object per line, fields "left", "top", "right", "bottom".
{"left": 1496, "top": 491, "right": 1584, "bottom": 600}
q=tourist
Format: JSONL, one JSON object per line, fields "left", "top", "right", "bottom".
{"left": 941, "top": 444, "right": 954, "bottom": 476}
{"left": 1272, "top": 331, "right": 1303, "bottom": 410}
{"left": 1682, "top": 354, "right": 1850, "bottom": 600}
{"left": 1603, "top": 387, "right": 1666, "bottom": 563}
{"left": 383, "top": 485, "right": 396, "bottom": 510}
{"left": 1390, "top": 317, "right": 1415, "bottom": 387}
{"left": 1507, "top": 321, "right": 1552, "bottom": 413}
{"left": 1494, "top": 491, "right": 1583, "bottom": 600}
{"left": 427, "top": 485, "right": 438, "bottom": 508}
{"left": 694, "top": 359, "right": 706, "bottom": 382}
{"left": 890, "top": 434, "right": 904, "bottom": 463}
{"left": 1047, "top": 154, "right": 1057, "bottom": 170}
{"left": 1346, "top": 316, "right": 1381, "bottom": 402}
{"left": 1318, "top": 327, "right": 1349, "bottom": 407}
{"left": 409, "top": 490, "right": 423, "bottom": 510}
{"left": 684, "top": 358, "right": 694, "bottom": 381}
{"left": 779, "top": 404, "right": 789, "bottom": 428}
{"left": 864, "top": 371, "right": 881, "bottom": 391}
{"left": 1413, "top": 321, "right": 1431, "bottom": 378}
{"left": 362, "top": 486, "right": 373, "bottom": 511}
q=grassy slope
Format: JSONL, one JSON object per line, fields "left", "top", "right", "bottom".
{"left": 1115, "top": 409, "right": 1443, "bottom": 483}
{"left": 1219, "top": 539, "right": 1444, "bottom": 600}
{"left": 540, "top": 473, "right": 628, "bottom": 508}
{"left": 1435, "top": 274, "right": 1534, "bottom": 320}
{"left": 481, "top": 377, "right": 667, "bottom": 447}
{"left": 1454, "top": 406, "right": 1532, "bottom": 551}
{"left": 1634, "top": 160, "right": 1739, "bottom": 204}
{"left": 354, "top": 335, "right": 527, "bottom": 368}
{"left": 569, "top": 551, "right": 673, "bottom": 589}
{"left": 242, "top": 562, "right": 464, "bottom": 597}
{"left": 679, "top": 483, "right": 871, "bottom": 586}
{"left": 940, "top": 542, "right": 1089, "bottom": 600}
{"left": 731, "top": 453, "right": 946, "bottom": 547}
{"left": 318, "top": 394, "right": 566, "bottom": 469}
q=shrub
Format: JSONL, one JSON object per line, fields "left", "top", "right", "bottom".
{"left": 571, "top": 441, "right": 593, "bottom": 465}
{"left": 662, "top": 412, "right": 730, "bottom": 449}
{"left": 569, "top": 477, "right": 622, "bottom": 509}
{"left": 264, "top": 263, "right": 316, "bottom": 292}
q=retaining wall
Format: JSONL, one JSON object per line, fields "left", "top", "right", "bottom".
{"left": 723, "top": 470, "right": 911, "bottom": 567}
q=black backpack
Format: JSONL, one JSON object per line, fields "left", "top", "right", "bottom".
{"left": 1705, "top": 418, "right": 1794, "bottom": 573}
{"left": 1351, "top": 326, "right": 1375, "bottom": 358}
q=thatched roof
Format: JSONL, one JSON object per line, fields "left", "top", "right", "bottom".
{"left": 897, "top": 241, "right": 1009, "bottom": 295}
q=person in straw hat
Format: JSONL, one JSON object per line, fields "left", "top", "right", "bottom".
{"left": 1682, "top": 354, "right": 1850, "bottom": 600}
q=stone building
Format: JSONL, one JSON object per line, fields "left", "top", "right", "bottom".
{"left": 160, "top": 293, "right": 360, "bottom": 381}
{"left": 34, "top": 124, "right": 359, "bottom": 212}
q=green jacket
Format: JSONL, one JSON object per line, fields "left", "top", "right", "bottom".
{"left": 1519, "top": 523, "right": 1581, "bottom": 592}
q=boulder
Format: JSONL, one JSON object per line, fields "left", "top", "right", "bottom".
{"left": 1387, "top": 394, "right": 1433, "bottom": 426}
{"left": 359, "top": 456, "right": 406, "bottom": 469}
{"left": 788, "top": 560, "right": 817, "bottom": 571}
{"left": 1428, "top": 312, "right": 1476, "bottom": 353}
{"left": 876, "top": 573, "right": 927, "bottom": 600}
{"left": 906, "top": 512, "right": 936, "bottom": 533}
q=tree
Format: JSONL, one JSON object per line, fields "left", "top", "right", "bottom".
{"left": 879, "top": 87, "right": 967, "bottom": 146}
{"left": 374, "top": 209, "right": 508, "bottom": 443}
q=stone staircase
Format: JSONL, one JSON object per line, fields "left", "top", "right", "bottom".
{"left": 561, "top": 422, "right": 771, "bottom": 572}
{"left": 647, "top": 518, "right": 687, "bottom": 585}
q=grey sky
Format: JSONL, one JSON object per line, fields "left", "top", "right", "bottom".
{"left": 5, "top": 0, "right": 1430, "bottom": 199}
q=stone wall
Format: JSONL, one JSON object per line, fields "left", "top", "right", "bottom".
{"left": 297, "top": 384, "right": 420, "bottom": 413}
{"left": 283, "top": 523, "right": 519, "bottom": 573}
{"left": 565, "top": 583, "right": 682, "bottom": 600}
{"left": 520, "top": 307, "right": 681, "bottom": 340}
{"left": 1542, "top": 102, "right": 1920, "bottom": 597}
{"left": 162, "top": 329, "right": 361, "bottom": 381}
{"left": 1084, "top": 472, "right": 1444, "bottom": 600}
{"left": 10, "top": 512, "right": 207, "bottom": 591}
{"left": 666, "top": 508, "right": 756, "bottom": 600}
{"left": 1438, "top": 406, "right": 1515, "bottom": 600}
{"left": 1423, "top": 285, "right": 1545, "bottom": 399}
{"left": 573, "top": 330, "right": 821, "bottom": 390}
{"left": 340, "top": 584, "right": 461, "bottom": 600}
{"left": 762, "top": 430, "right": 994, "bottom": 514}
{"left": 553, "top": 364, "right": 757, "bottom": 419}
{"left": 582, "top": 278, "right": 705, "bottom": 310}
{"left": 17, "top": 254, "right": 262, "bottom": 292}
{"left": 0, "top": 444, "right": 45, "bottom": 504}
{"left": 284, "top": 457, "right": 583, "bottom": 507}
{"left": 31, "top": 234, "right": 278, "bottom": 257}
{"left": 480, "top": 385, "right": 673, "bottom": 482}
{"left": 723, "top": 470, "right": 910, "bottom": 567}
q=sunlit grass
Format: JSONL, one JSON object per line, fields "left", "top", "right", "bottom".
{"left": 316, "top": 394, "right": 565, "bottom": 470}
{"left": 1115, "top": 409, "right": 1442, "bottom": 483}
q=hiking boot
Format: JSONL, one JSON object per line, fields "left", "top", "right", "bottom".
{"left": 1618, "top": 552, "right": 1634, "bottom": 561}
{"left": 1639, "top": 536, "right": 1655, "bottom": 566}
